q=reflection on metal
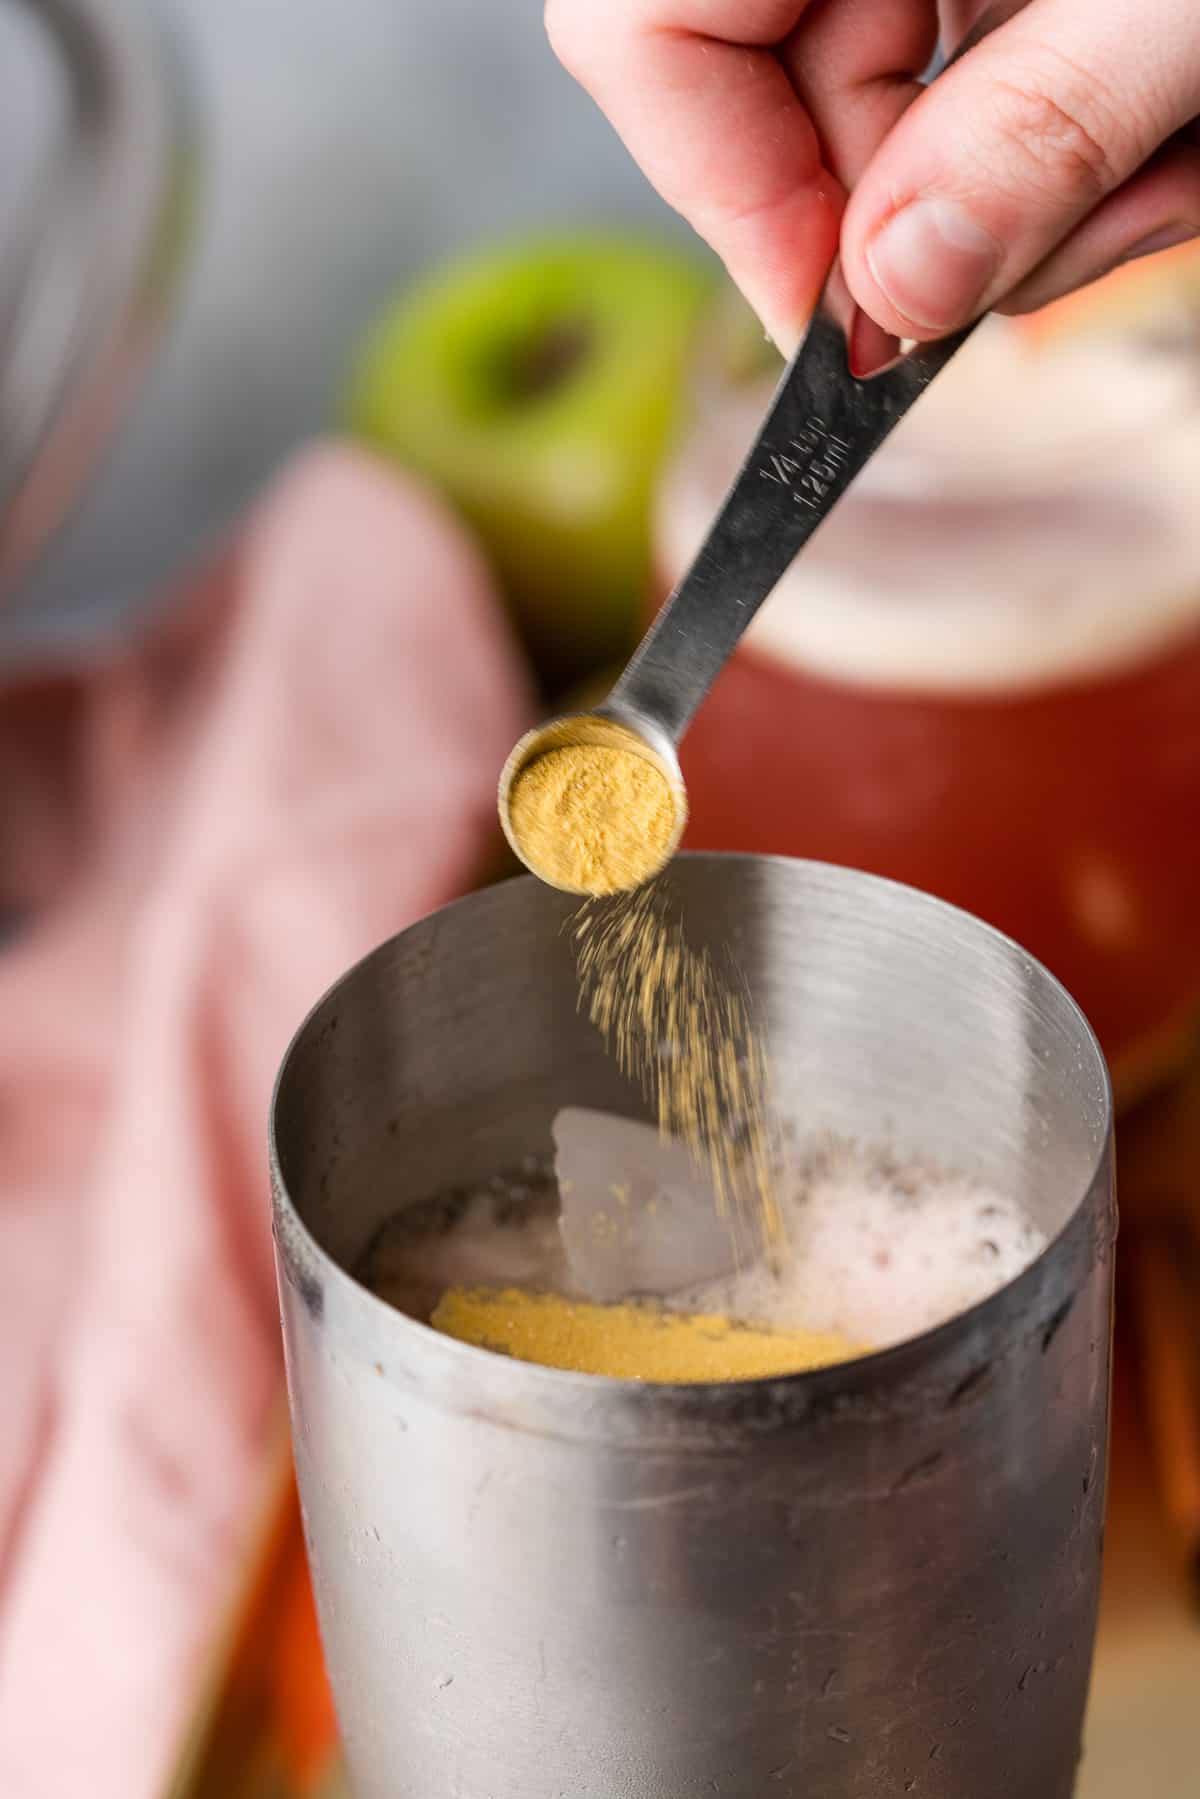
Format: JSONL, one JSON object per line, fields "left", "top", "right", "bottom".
{"left": 0, "top": 0, "right": 196, "bottom": 599}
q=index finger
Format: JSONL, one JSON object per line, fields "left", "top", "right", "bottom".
{"left": 546, "top": 0, "right": 842, "bottom": 350}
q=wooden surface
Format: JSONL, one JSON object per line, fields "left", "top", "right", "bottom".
{"left": 1080, "top": 1049, "right": 1200, "bottom": 1797}
{"left": 1079, "top": 1348, "right": 1200, "bottom": 1797}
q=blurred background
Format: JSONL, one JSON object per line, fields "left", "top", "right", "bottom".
{"left": 2, "top": 0, "right": 683, "bottom": 661}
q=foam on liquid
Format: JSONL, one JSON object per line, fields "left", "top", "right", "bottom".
{"left": 657, "top": 315, "right": 1200, "bottom": 693}
{"left": 363, "top": 1135, "right": 1046, "bottom": 1359}
{"left": 675, "top": 1138, "right": 1045, "bottom": 1348}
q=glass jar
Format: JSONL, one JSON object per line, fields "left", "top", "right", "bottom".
{"left": 654, "top": 270, "right": 1200, "bottom": 1102}
{"left": 0, "top": 0, "right": 192, "bottom": 598}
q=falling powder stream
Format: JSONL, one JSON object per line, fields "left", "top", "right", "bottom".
{"left": 571, "top": 880, "right": 784, "bottom": 1268}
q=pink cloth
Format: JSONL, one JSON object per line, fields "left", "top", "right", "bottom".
{"left": 0, "top": 444, "right": 532, "bottom": 1794}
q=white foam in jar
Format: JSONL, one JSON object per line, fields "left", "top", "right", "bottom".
{"left": 655, "top": 314, "right": 1200, "bottom": 693}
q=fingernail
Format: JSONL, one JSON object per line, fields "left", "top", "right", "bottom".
{"left": 867, "top": 198, "right": 1002, "bottom": 330}
{"left": 1118, "top": 223, "right": 1198, "bottom": 266}
{"left": 848, "top": 309, "right": 902, "bottom": 379}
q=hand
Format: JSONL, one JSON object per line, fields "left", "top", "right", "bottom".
{"left": 545, "top": 0, "right": 1200, "bottom": 355}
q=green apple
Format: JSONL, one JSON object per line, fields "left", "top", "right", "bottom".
{"left": 691, "top": 279, "right": 784, "bottom": 393}
{"left": 345, "top": 234, "right": 716, "bottom": 690}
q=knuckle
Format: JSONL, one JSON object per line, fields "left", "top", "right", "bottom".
{"left": 984, "top": 67, "right": 1123, "bottom": 205}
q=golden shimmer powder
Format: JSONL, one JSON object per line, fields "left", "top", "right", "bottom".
{"left": 431, "top": 1286, "right": 855, "bottom": 1382}
{"left": 503, "top": 716, "right": 780, "bottom": 1281}
{"left": 573, "top": 881, "right": 784, "bottom": 1266}
{"left": 505, "top": 724, "right": 680, "bottom": 896}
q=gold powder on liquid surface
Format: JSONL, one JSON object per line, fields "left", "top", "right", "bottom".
{"left": 507, "top": 736, "right": 678, "bottom": 896}
{"left": 432, "top": 1286, "right": 856, "bottom": 1382}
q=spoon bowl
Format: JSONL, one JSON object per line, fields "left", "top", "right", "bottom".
{"left": 498, "top": 703, "right": 687, "bottom": 893}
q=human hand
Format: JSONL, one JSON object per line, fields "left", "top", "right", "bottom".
{"left": 546, "top": 0, "right": 1200, "bottom": 357}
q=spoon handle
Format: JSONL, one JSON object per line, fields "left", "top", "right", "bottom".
{"left": 609, "top": 300, "right": 980, "bottom": 744}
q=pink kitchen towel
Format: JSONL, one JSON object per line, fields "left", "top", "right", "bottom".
{"left": 0, "top": 443, "right": 532, "bottom": 1797}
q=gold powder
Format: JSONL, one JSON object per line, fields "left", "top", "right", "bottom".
{"left": 507, "top": 733, "right": 678, "bottom": 896}
{"left": 432, "top": 1286, "right": 854, "bottom": 1382}
{"left": 502, "top": 717, "right": 783, "bottom": 1308}
{"left": 573, "top": 881, "right": 784, "bottom": 1265}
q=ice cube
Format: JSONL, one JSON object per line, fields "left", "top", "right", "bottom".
{"left": 553, "top": 1107, "right": 740, "bottom": 1303}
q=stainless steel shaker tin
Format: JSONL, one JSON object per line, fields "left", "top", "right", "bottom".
{"left": 271, "top": 854, "right": 1115, "bottom": 1799}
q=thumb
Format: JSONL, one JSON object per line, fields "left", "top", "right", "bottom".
{"left": 842, "top": 0, "right": 1200, "bottom": 338}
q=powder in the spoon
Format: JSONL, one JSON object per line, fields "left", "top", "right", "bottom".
{"left": 432, "top": 1286, "right": 855, "bottom": 1382}
{"left": 507, "top": 737, "right": 677, "bottom": 896}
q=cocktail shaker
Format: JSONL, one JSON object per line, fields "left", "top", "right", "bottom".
{"left": 271, "top": 855, "right": 1115, "bottom": 1798}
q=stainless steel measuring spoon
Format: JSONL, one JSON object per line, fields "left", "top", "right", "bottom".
{"left": 499, "top": 13, "right": 1025, "bottom": 890}
{"left": 499, "top": 291, "right": 981, "bottom": 886}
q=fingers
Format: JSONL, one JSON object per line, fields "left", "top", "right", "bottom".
{"left": 780, "top": 0, "right": 939, "bottom": 370}
{"left": 842, "top": 0, "right": 1200, "bottom": 338}
{"left": 999, "top": 139, "right": 1200, "bottom": 315}
{"left": 545, "top": 0, "right": 939, "bottom": 354}
{"left": 779, "top": 0, "right": 937, "bottom": 190}
{"left": 938, "top": 0, "right": 1027, "bottom": 57}
{"left": 545, "top": 0, "right": 839, "bottom": 352}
